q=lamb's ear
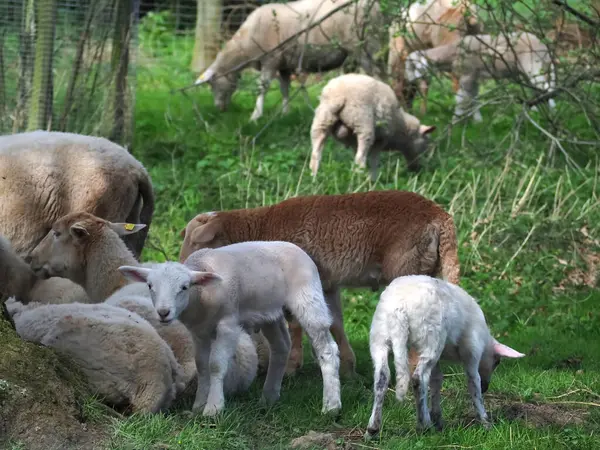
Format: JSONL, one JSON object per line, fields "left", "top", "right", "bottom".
{"left": 190, "top": 271, "right": 223, "bottom": 286}
{"left": 493, "top": 341, "right": 526, "bottom": 358}
{"left": 118, "top": 265, "right": 152, "bottom": 283}
{"left": 195, "top": 67, "right": 215, "bottom": 85}
{"left": 70, "top": 222, "right": 90, "bottom": 239}
{"left": 180, "top": 227, "right": 187, "bottom": 239}
{"left": 191, "top": 220, "right": 221, "bottom": 244}
{"left": 419, "top": 125, "right": 436, "bottom": 136}
{"left": 108, "top": 222, "right": 147, "bottom": 236}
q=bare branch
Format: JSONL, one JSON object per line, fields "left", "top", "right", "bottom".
{"left": 525, "top": 68, "right": 600, "bottom": 107}
{"left": 552, "top": 0, "right": 600, "bottom": 28}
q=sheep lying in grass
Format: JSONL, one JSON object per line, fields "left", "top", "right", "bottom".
{"left": 310, "top": 73, "right": 436, "bottom": 181}
{"left": 119, "top": 241, "right": 342, "bottom": 417}
{"left": 30, "top": 211, "right": 265, "bottom": 396}
{"left": 6, "top": 297, "right": 185, "bottom": 414}
{"left": 178, "top": 190, "right": 460, "bottom": 378}
{"left": 0, "top": 131, "right": 154, "bottom": 259}
{"left": 364, "top": 275, "right": 525, "bottom": 438}
{"left": 405, "top": 31, "right": 557, "bottom": 123}
{"left": 194, "top": 0, "right": 387, "bottom": 122}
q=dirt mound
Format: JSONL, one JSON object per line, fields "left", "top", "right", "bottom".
{"left": 0, "top": 315, "right": 107, "bottom": 450}
{"left": 500, "top": 402, "right": 588, "bottom": 427}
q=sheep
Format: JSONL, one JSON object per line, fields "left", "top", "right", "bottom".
{"left": 1, "top": 234, "right": 37, "bottom": 304}
{"left": 30, "top": 211, "right": 262, "bottom": 396}
{"left": 194, "top": 0, "right": 387, "bottom": 122}
{"left": 404, "top": 31, "right": 557, "bottom": 124}
{"left": 387, "top": 0, "right": 483, "bottom": 112}
{"left": 364, "top": 275, "right": 525, "bottom": 438}
{"left": 178, "top": 190, "right": 460, "bottom": 378}
{"left": 309, "top": 73, "right": 436, "bottom": 180}
{"left": 118, "top": 241, "right": 343, "bottom": 417}
{"left": 0, "top": 130, "right": 154, "bottom": 260}
{"left": 5, "top": 297, "right": 185, "bottom": 414}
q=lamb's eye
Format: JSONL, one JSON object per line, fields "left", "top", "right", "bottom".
{"left": 147, "top": 283, "right": 153, "bottom": 290}
{"left": 181, "top": 285, "right": 188, "bottom": 291}
{"left": 54, "top": 230, "right": 61, "bottom": 238}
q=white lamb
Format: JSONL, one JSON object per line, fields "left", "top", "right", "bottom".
{"left": 405, "top": 31, "right": 557, "bottom": 123}
{"left": 365, "top": 275, "right": 525, "bottom": 438}
{"left": 5, "top": 298, "right": 185, "bottom": 414}
{"left": 310, "top": 73, "right": 436, "bottom": 181}
{"left": 118, "top": 241, "right": 342, "bottom": 417}
{"left": 194, "top": 0, "right": 387, "bottom": 122}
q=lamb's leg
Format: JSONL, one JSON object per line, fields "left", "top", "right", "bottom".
{"left": 418, "top": 78, "right": 429, "bottom": 116}
{"left": 412, "top": 358, "right": 435, "bottom": 431}
{"left": 354, "top": 130, "right": 375, "bottom": 172}
{"left": 310, "top": 104, "right": 337, "bottom": 177}
{"left": 250, "top": 68, "right": 275, "bottom": 122}
{"left": 285, "top": 315, "right": 304, "bottom": 375}
{"left": 278, "top": 70, "right": 291, "bottom": 114}
{"left": 191, "top": 336, "right": 212, "bottom": 413}
{"left": 367, "top": 149, "right": 381, "bottom": 183}
{"left": 290, "top": 287, "right": 341, "bottom": 414}
{"left": 260, "top": 317, "right": 291, "bottom": 404}
{"left": 326, "top": 287, "right": 356, "bottom": 378}
{"left": 430, "top": 363, "right": 444, "bottom": 431}
{"left": 365, "top": 335, "right": 390, "bottom": 439}
{"left": 202, "top": 318, "right": 241, "bottom": 417}
{"left": 453, "top": 74, "right": 481, "bottom": 124}
{"left": 462, "top": 353, "right": 491, "bottom": 428}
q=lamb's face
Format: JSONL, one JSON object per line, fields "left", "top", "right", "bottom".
{"left": 145, "top": 263, "right": 194, "bottom": 323}
{"left": 210, "top": 74, "right": 238, "bottom": 112}
{"left": 479, "top": 339, "right": 526, "bottom": 393}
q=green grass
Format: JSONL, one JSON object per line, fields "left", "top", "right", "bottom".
{"left": 11, "top": 23, "right": 592, "bottom": 447}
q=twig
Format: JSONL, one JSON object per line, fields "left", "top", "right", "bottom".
{"left": 552, "top": 0, "right": 600, "bottom": 28}
{"left": 170, "top": 0, "right": 359, "bottom": 94}
{"left": 550, "top": 401, "right": 600, "bottom": 408}
{"left": 526, "top": 68, "right": 600, "bottom": 108}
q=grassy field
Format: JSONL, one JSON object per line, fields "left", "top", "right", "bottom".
{"left": 7, "top": 22, "right": 594, "bottom": 448}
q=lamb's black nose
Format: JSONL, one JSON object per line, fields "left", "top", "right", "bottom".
{"left": 157, "top": 308, "right": 170, "bottom": 319}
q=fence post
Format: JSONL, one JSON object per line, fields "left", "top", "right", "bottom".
{"left": 191, "top": 0, "right": 223, "bottom": 73}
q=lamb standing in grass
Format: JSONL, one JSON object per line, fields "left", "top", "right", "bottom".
{"left": 365, "top": 275, "right": 525, "bottom": 438}
{"left": 0, "top": 131, "right": 154, "bottom": 259}
{"left": 405, "top": 31, "right": 557, "bottom": 123}
{"left": 194, "top": 0, "right": 387, "bottom": 122}
{"left": 118, "top": 241, "right": 342, "bottom": 417}
{"left": 5, "top": 298, "right": 185, "bottom": 414}
{"left": 310, "top": 74, "right": 436, "bottom": 181}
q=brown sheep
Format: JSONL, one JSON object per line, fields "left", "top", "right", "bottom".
{"left": 178, "top": 190, "right": 460, "bottom": 378}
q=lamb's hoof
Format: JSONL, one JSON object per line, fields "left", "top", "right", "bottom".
{"left": 202, "top": 402, "right": 224, "bottom": 417}
{"left": 181, "top": 410, "right": 196, "bottom": 419}
{"left": 364, "top": 428, "right": 379, "bottom": 441}
{"left": 285, "top": 360, "right": 303, "bottom": 376}
{"left": 339, "top": 361, "right": 357, "bottom": 380}
{"left": 481, "top": 420, "right": 492, "bottom": 430}
{"left": 321, "top": 403, "right": 342, "bottom": 418}
{"left": 416, "top": 421, "right": 434, "bottom": 434}
{"left": 260, "top": 391, "right": 280, "bottom": 406}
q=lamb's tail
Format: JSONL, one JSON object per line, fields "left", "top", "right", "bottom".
{"left": 437, "top": 214, "right": 460, "bottom": 285}
{"left": 127, "top": 168, "right": 155, "bottom": 261}
{"left": 388, "top": 306, "right": 411, "bottom": 400}
{"left": 311, "top": 95, "right": 346, "bottom": 137}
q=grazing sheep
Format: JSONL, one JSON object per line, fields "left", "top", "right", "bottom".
{"left": 364, "top": 275, "right": 525, "bottom": 438}
{"left": 387, "top": 0, "right": 482, "bottom": 112}
{"left": 30, "top": 211, "right": 261, "bottom": 396}
{"left": 194, "top": 0, "right": 387, "bottom": 121}
{"left": 6, "top": 298, "right": 185, "bottom": 414}
{"left": 178, "top": 190, "right": 460, "bottom": 378}
{"left": 0, "top": 131, "right": 154, "bottom": 259}
{"left": 309, "top": 73, "right": 436, "bottom": 180}
{"left": 405, "top": 31, "right": 557, "bottom": 123}
{"left": 119, "top": 241, "right": 342, "bottom": 417}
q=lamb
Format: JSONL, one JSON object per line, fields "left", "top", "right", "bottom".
{"left": 177, "top": 190, "right": 460, "bottom": 378}
{"left": 309, "top": 73, "right": 437, "bottom": 180}
{"left": 0, "top": 131, "right": 154, "bottom": 260}
{"left": 405, "top": 31, "right": 557, "bottom": 123}
{"left": 364, "top": 275, "right": 525, "bottom": 438}
{"left": 5, "top": 297, "right": 185, "bottom": 414}
{"left": 194, "top": 0, "right": 387, "bottom": 122}
{"left": 118, "top": 241, "right": 342, "bottom": 417}
{"left": 29, "top": 211, "right": 262, "bottom": 395}
{"left": 387, "top": 0, "right": 482, "bottom": 112}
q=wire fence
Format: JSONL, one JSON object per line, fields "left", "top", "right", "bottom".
{"left": 0, "top": 0, "right": 139, "bottom": 148}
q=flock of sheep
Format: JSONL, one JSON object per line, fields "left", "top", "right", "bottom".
{"left": 1, "top": 130, "right": 526, "bottom": 440}
{"left": 194, "top": 0, "right": 558, "bottom": 180}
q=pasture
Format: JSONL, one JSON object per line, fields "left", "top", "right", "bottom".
{"left": 96, "top": 30, "right": 599, "bottom": 449}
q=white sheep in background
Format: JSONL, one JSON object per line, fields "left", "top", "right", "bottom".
{"left": 194, "top": 0, "right": 387, "bottom": 122}
{"left": 365, "top": 275, "right": 525, "bottom": 438}
{"left": 118, "top": 240, "right": 342, "bottom": 418}
{"left": 310, "top": 73, "right": 436, "bottom": 181}
{"left": 5, "top": 298, "right": 185, "bottom": 414}
{"left": 0, "top": 131, "right": 154, "bottom": 260}
{"left": 404, "top": 31, "right": 557, "bottom": 123}
{"left": 30, "top": 211, "right": 265, "bottom": 396}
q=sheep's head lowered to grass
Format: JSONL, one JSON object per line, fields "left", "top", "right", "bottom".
{"left": 118, "top": 262, "right": 222, "bottom": 323}
{"left": 195, "top": 66, "right": 240, "bottom": 112}
{"left": 178, "top": 213, "right": 230, "bottom": 262}
{"left": 29, "top": 211, "right": 146, "bottom": 283}
{"left": 478, "top": 339, "right": 526, "bottom": 393}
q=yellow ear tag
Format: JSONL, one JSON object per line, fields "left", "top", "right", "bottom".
{"left": 124, "top": 223, "right": 135, "bottom": 231}
{"left": 198, "top": 73, "right": 205, "bottom": 81}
